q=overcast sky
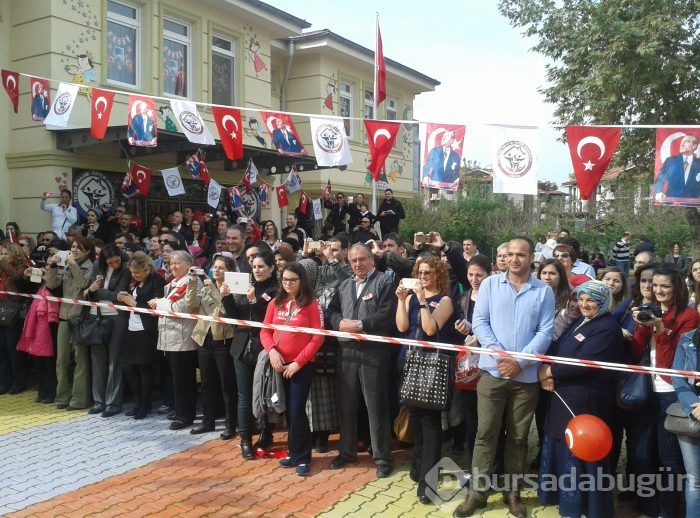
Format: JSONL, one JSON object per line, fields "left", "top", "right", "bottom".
{"left": 269, "top": 0, "right": 573, "bottom": 187}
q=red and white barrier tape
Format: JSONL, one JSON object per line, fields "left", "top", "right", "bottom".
{"left": 3, "top": 289, "right": 700, "bottom": 379}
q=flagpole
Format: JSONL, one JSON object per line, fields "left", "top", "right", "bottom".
{"left": 371, "top": 13, "right": 379, "bottom": 215}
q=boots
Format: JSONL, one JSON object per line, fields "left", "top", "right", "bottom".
{"left": 240, "top": 432, "right": 255, "bottom": 460}
{"left": 254, "top": 427, "right": 273, "bottom": 450}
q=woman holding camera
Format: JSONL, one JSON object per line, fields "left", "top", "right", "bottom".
{"left": 149, "top": 250, "right": 201, "bottom": 430}
{"left": 395, "top": 253, "right": 454, "bottom": 505}
{"left": 222, "top": 250, "right": 279, "bottom": 459}
{"left": 630, "top": 263, "right": 699, "bottom": 517}
{"left": 185, "top": 256, "right": 236, "bottom": 439}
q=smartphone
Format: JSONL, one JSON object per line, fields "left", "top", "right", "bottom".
{"left": 56, "top": 250, "right": 69, "bottom": 266}
{"left": 239, "top": 217, "right": 249, "bottom": 224}
{"left": 308, "top": 240, "right": 321, "bottom": 251}
{"left": 30, "top": 268, "right": 43, "bottom": 283}
{"left": 415, "top": 233, "right": 428, "bottom": 244}
{"left": 189, "top": 267, "right": 205, "bottom": 276}
{"left": 400, "top": 278, "right": 421, "bottom": 291}
{"left": 43, "top": 192, "right": 54, "bottom": 198}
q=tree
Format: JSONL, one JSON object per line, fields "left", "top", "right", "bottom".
{"left": 498, "top": 0, "right": 700, "bottom": 257}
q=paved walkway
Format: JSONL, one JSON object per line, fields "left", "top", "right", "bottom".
{"left": 1, "top": 390, "right": 638, "bottom": 517}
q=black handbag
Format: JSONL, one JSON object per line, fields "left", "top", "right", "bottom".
{"left": 0, "top": 299, "right": 22, "bottom": 328}
{"left": 241, "top": 335, "right": 263, "bottom": 366}
{"left": 68, "top": 307, "right": 114, "bottom": 347}
{"left": 665, "top": 402, "right": 700, "bottom": 437}
{"left": 399, "top": 347, "right": 452, "bottom": 411}
{"left": 617, "top": 348, "right": 652, "bottom": 411}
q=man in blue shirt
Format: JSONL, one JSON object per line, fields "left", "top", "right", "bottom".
{"left": 453, "top": 236, "right": 555, "bottom": 518}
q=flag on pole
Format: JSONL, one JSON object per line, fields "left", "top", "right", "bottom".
{"left": 91, "top": 88, "right": 115, "bottom": 140}
{"left": 161, "top": 167, "right": 186, "bottom": 197}
{"left": 207, "top": 179, "right": 222, "bottom": 209}
{"left": 276, "top": 185, "right": 289, "bottom": 208}
{"left": 322, "top": 178, "right": 332, "bottom": 201}
{"left": 309, "top": 117, "right": 353, "bottom": 167}
{"left": 43, "top": 82, "right": 79, "bottom": 127}
{"left": 375, "top": 18, "right": 386, "bottom": 107}
{"left": 1, "top": 70, "right": 19, "bottom": 113}
{"left": 365, "top": 120, "right": 400, "bottom": 181}
{"left": 170, "top": 100, "right": 215, "bottom": 145}
{"left": 565, "top": 126, "right": 621, "bottom": 200}
{"left": 212, "top": 106, "right": 244, "bottom": 160}
{"left": 285, "top": 165, "right": 302, "bottom": 193}
{"left": 490, "top": 125, "right": 539, "bottom": 195}
{"left": 122, "top": 162, "right": 152, "bottom": 198}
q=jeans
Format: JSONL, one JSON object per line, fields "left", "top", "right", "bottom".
{"left": 233, "top": 357, "right": 255, "bottom": 433}
{"left": 90, "top": 315, "right": 126, "bottom": 412}
{"left": 284, "top": 362, "right": 315, "bottom": 465}
{"left": 615, "top": 260, "right": 630, "bottom": 277}
{"left": 678, "top": 435, "right": 700, "bottom": 518}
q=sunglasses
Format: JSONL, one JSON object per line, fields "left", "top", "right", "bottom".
{"left": 554, "top": 253, "right": 570, "bottom": 259}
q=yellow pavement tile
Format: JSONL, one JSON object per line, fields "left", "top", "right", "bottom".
{"left": 0, "top": 392, "right": 85, "bottom": 435}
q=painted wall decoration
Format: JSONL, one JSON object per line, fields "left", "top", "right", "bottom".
{"left": 59, "top": 0, "right": 99, "bottom": 95}
{"left": 73, "top": 170, "right": 115, "bottom": 218}
{"left": 244, "top": 24, "right": 267, "bottom": 76}
{"left": 323, "top": 74, "right": 336, "bottom": 113}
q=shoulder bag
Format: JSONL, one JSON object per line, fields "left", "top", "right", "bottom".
{"left": 68, "top": 306, "right": 114, "bottom": 347}
{"left": 617, "top": 346, "right": 652, "bottom": 411}
{"left": 665, "top": 336, "right": 700, "bottom": 437}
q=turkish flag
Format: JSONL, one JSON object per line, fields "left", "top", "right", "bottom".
{"left": 322, "top": 179, "right": 332, "bottom": 201}
{"left": 122, "top": 162, "right": 152, "bottom": 198}
{"left": 375, "top": 23, "right": 386, "bottom": 106}
{"left": 91, "top": 88, "right": 115, "bottom": 140}
{"left": 298, "top": 190, "right": 309, "bottom": 215}
{"left": 276, "top": 185, "right": 289, "bottom": 208}
{"left": 1, "top": 69, "right": 19, "bottom": 113}
{"left": 566, "top": 126, "right": 621, "bottom": 200}
{"left": 212, "top": 106, "right": 243, "bottom": 160}
{"left": 365, "top": 120, "right": 400, "bottom": 181}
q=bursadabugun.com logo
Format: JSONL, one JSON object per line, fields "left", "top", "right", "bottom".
{"left": 424, "top": 457, "right": 688, "bottom": 506}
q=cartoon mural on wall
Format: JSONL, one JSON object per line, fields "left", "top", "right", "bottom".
{"left": 59, "top": 0, "right": 99, "bottom": 96}
{"left": 244, "top": 24, "right": 268, "bottom": 76}
{"left": 157, "top": 105, "right": 179, "bottom": 132}
{"left": 323, "top": 74, "right": 336, "bottom": 113}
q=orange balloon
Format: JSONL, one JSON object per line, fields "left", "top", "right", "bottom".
{"left": 565, "top": 414, "right": 613, "bottom": 462}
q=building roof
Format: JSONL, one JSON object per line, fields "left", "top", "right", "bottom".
{"left": 287, "top": 29, "right": 440, "bottom": 90}
{"left": 561, "top": 163, "right": 637, "bottom": 187}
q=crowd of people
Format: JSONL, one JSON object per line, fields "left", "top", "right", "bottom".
{"left": 2, "top": 189, "right": 700, "bottom": 516}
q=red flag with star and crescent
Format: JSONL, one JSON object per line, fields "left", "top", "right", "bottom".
{"left": 565, "top": 126, "right": 621, "bottom": 200}
{"left": 1, "top": 70, "right": 19, "bottom": 113}
{"left": 91, "top": 88, "right": 116, "bottom": 140}
{"left": 365, "top": 120, "right": 400, "bottom": 181}
{"left": 298, "top": 190, "right": 309, "bottom": 215}
{"left": 276, "top": 185, "right": 289, "bottom": 208}
{"left": 212, "top": 106, "right": 243, "bottom": 161}
{"left": 122, "top": 162, "right": 153, "bottom": 198}
{"left": 322, "top": 178, "right": 332, "bottom": 201}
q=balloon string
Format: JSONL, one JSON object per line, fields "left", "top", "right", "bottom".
{"left": 554, "top": 390, "right": 576, "bottom": 418}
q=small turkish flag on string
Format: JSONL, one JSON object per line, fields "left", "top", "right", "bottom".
{"left": 276, "top": 185, "right": 289, "bottom": 208}
{"left": 212, "top": 106, "right": 244, "bottom": 161}
{"left": 1, "top": 70, "right": 20, "bottom": 113}
{"left": 122, "top": 162, "right": 152, "bottom": 198}
{"left": 91, "top": 88, "right": 115, "bottom": 140}
{"left": 298, "top": 190, "right": 309, "bottom": 215}
{"left": 566, "top": 126, "right": 621, "bottom": 200}
{"left": 365, "top": 120, "right": 400, "bottom": 181}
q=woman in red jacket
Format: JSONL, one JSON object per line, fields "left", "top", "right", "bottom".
{"left": 629, "top": 263, "right": 699, "bottom": 518}
{"left": 260, "top": 262, "right": 324, "bottom": 477}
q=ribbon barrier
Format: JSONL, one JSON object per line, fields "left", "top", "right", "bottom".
{"left": 4, "top": 289, "right": 700, "bottom": 380}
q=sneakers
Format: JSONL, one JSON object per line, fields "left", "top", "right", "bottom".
{"left": 278, "top": 457, "right": 311, "bottom": 476}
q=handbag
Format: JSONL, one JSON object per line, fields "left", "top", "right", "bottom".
{"left": 68, "top": 307, "right": 114, "bottom": 347}
{"left": 665, "top": 402, "right": 700, "bottom": 437}
{"left": 241, "top": 335, "right": 263, "bottom": 366}
{"left": 399, "top": 347, "right": 452, "bottom": 410}
{"left": 0, "top": 298, "right": 22, "bottom": 328}
{"left": 617, "top": 348, "right": 652, "bottom": 411}
{"left": 393, "top": 406, "right": 412, "bottom": 443}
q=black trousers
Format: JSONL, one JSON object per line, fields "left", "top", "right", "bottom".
{"left": 198, "top": 339, "right": 237, "bottom": 428}
{"left": 165, "top": 350, "right": 198, "bottom": 422}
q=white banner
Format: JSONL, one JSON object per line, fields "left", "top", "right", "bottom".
{"left": 312, "top": 198, "right": 323, "bottom": 220}
{"left": 161, "top": 167, "right": 186, "bottom": 197}
{"left": 207, "top": 178, "right": 222, "bottom": 209}
{"left": 309, "top": 117, "right": 353, "bottom": 167}
{"left": 43, "top": 83, "right": 79, "bottom": 127}
{"left": 490, "top": 125, "right": 539, "bottom": 195}
{"left": 170, "top": 100, "right": 215, "bottom": 145}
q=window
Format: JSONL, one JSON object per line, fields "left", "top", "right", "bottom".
{"left": 107, "top": 0, "right": 140, "bottom": 87}
{"left": 212, "top": 35, "right": 235, "bottom": 105}
{"left": 163, "top": 18, "right": 190, "bottom": 97}
{"left": 339, "top": 81, "right": 353, "bottom": 138}
{"left": 386, "top": 98, "right": 397, "bottom": 120}
{"left": 364, "top": 89, "right": 374, "bottom": 120}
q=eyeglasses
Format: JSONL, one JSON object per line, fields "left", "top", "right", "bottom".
{"left": 281, "top": 277, "right": 300, "bottom": 284}
{"left": 19, "top": 243, "right": 28, "bottom": 248}
{"left": 417, "top": 270, "right": 433, "bottom": 276}
{"left": 554, "top": 253, "right": 570, "bottom": 259}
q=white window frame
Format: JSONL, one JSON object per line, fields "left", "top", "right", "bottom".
{"left": 339, "top": 81, "right": 353, "bottom": 139}
{"left": 163, "top": 17, "right": 191, "bottom": 98}
{"left": 364, "top": 89, "right": 374, "bottom": 121}
{"left": 386, "top": 98, "right": 398, "bottom": 148}
{"left": 211, "top": 34, "right": 236, "bottom": 106}
{"left": 106, "top": 0, "right": 141, "bottom": 88}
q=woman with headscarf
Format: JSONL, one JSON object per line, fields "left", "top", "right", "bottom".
{"left": 537, "top": 281, "right": 624, "bottom": 518}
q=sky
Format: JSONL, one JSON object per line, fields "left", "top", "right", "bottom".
{"left": 267, "top": 0, "right": 574, "bottom": 188}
